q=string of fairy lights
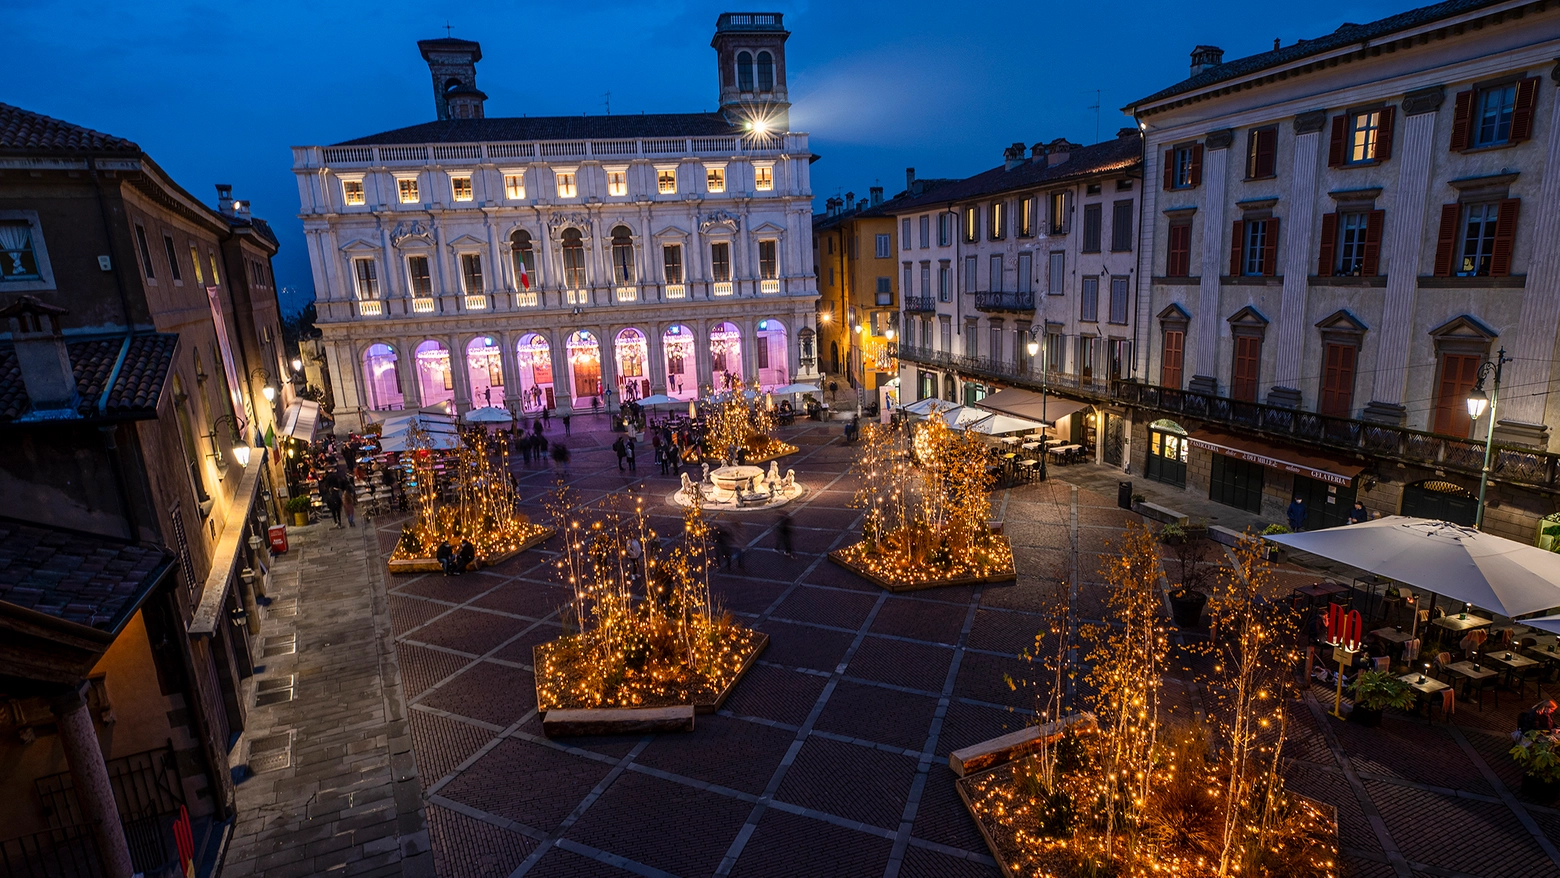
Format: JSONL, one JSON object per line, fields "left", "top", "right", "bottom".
{"left": 697, "top": 382, "right": 797, "bottom": 465}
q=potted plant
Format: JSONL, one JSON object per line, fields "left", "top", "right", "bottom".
{"left": 1510, "top": 732, "right": 1560, "bottom": 800}
{"left": 285, "top": 496, "right": 311, "bottom": 527}
{"left": 1261, "top": 523, "right": 1290, "bottom": 561}
{"left": 1347, "top": 670, "right": 1416, "bottom": 726}
{"left": 1166, "top": 533, "right": 1212, "bottom": 628}
{"left": 1159, "top": 522, "right": 1186, "bottom": 545}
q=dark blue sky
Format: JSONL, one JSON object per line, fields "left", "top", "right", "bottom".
{"left": 12, "top": 0, "right": 1405, "bottom": 315}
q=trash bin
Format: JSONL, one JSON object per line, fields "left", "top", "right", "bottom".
{"left": 267, "top": 524, "right": 289, "bottom": 554}
{"left": 1118, "top": 481, "right": 1133, "bottom": 510}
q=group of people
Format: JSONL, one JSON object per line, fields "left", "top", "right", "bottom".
{"left": 1284, "top": 496, "right": 1373, "bottom": 533}
{"left": 434, "top": 538, "right": 476, "bottom": 575}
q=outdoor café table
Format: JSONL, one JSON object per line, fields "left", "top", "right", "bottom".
{"left": 1001, "top": 436, "right": 1021, "bottom": 445}
{"left": 1433, "top": 613, "right": 1494, "bottom": 633}
{"left": 1021, "top": 442, "right": 1041, "bottom": 451}
{"left": 1291, "top": 581, "right": 1350, "bottom": 610}
{"left": 1372, "top": 627, "right": 1414, "bottom": 658}
{"left": 1444, "top": 660, "right": 1499, "bottom": 699}
{"left": 1399, "top": 672, "right": 1451, "bottom": 715}
{"left": 1485, "top": 650, "right": 1541, "bottom": 690}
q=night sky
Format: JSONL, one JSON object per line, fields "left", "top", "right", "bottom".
{"left": 10, "top": 0, "right": 1408, "bottom": 314}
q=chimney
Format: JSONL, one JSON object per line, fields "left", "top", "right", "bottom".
{"left": 1030, "top": 142, "right": 1047, "bottom": 162}
{"left": 844, "top": 191, "right": 854, "bottom": 211}
{"left": 869, "top": 186, "right": 883, "bottom": 206}
{"left": 216, "top": 183, "right": 234, "bottom": 216}
{"left": 905, "top": 167, "right": 916, "bottom": 191}
{"left": 1046, "top": 138, "right": 1078, "bottom": 167}
{"left": 0, "top": 296, "right": 79, "bottom": 421}
{"left": 858, "top": 198, "right": 868, "bottom": 212}
{"left": 1118, "top": 126, "right": 1141, "bottom": 139}
{"left": 1190, "top": 45, "right": 1224, "bottom": 76}
{"left": 1003, "top": 142, "right": 1026, "bottom": 170}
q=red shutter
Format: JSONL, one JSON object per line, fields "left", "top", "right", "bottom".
{"left": 1163, "top": 149, "right": 1175, "bottom": 190}
{"left": 1432, "top": 203, "right": 1461, "bottom": 276}
{"left": 1167, "top": 223, "right": 1190, "bottom": 277}
{"left": 1491, "top": 197, "right": 1521, "bottom": 277}
{"left": 1320, "top": 343, "right": 1357, "bottom": 417}
{"left": 1450, "top": 89, "right": 1475, "bottom": 151}
{"left": 1434, "top": 354, "right": 1482, "bottom": 436}
{"left": 1229, "top": 220, "right": 1245, "bottom": 276}
{"left": 1257, "top": 128, "right": 1276, "bottom": 177}
{"left": 1317, "top": 213, "right": 1338, "bottom": 277}
{"left": 1328, "top": 115, "right": 1348, "bottom": 167}
{"left": 1362, "top": 209, "right": 1385, "bottom": 277}
{"left": 1262, "top": 217, "right": 1280, "bottom": 277}
{"left": 1232, "top": 336, "right": 1261, "bottom": 402}
{"left": 1375, "top": 107, "right": 1395, "bottom": 161}
{"left": 1189, "top": 144, "right": 1204, "bottom": 187}
{"left": 1511, "top": 77, "right": 1541, "bottom": 143}
{"left": 1161, "top": 330, "right": 1184, "bottom": 389}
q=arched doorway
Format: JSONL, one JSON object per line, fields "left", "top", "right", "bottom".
{"left": 514, "top": 333, "right": 555, "bottom": 412}
{"left": 1401, "top": 479, "right": 1478, "bottom": 526}
{"left": 755, "top": 319, "right": 788, "bottom": 390}
{"left": 465, "top": 336, "right": 504, "bottom": 408}
{"left": 414, "top": 340, "right": 454, "bottom": 408}
{"left": 1145, "top": 418, "right": 1187, "bottom": 487}
{"left": 710, "top": 322, "right": 743, "bottom": 391}
{"left": 663, "top": 325, "right": 697, "bottom": 400}
{"left": 567, "top": 329, "right": 603, "bottom": 406}
{"left": 614, "top": 328, "right": 649, "bottom": 402}
{"left": 361, "top": 343, "right": 404, "bottom": 411}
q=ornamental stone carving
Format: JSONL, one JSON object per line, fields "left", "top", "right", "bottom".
{"left": 1402, "top": 86, "right": 1445, "bottom": 116}
{"left": 390, "top": 220, "right": 432, "bottom": 247}
{"left": 1293, "top": 110, "right": 1328, "bottom": 134}
{"left": 699, "top": 210, "right": 741, "bottom": 234}
{"left": 1205, "top": 128, "right": 1235, "bottom": 150}
{"left": 547, "top": 212, "right": 593, "bottom": 237}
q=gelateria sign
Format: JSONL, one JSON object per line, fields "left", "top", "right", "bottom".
{"left": 1187, "top": 430, "right": 1362, "bottom": 487}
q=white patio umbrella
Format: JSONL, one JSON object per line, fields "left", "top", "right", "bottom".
{"left": 463, "top": 406, "right": 514, "bottom": 424}
{"left": 902, "top": 398, "right": 951, "bottom": 417}
{"left": 1265, "top": 516, "right": 1560, "bottom": 618}
{"left": 938, "top": 406, "right": 989, "bottom": 428}
{"left": 636, "top": 394, "right": 678, "bottom": 407}
{"left": 963, "top": 413, "right": 1047, "bottom": 435}
{"left": 774, "top": 382, "right": 820, "bottom": 395}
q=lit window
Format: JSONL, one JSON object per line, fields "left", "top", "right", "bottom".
{"left": 706, "top": 166, "right": 725, "bottom": 193}
{"left": 989, "top": 202, "right": 1005, "bottom": 240}
{"left": 460, "top": 253, "right": 483, "bottom": 293}
{"left": 1459, "top": 203, "right": 1501, "bottom": 276}
{"left": 189, "top": 244, "right": 203, "bottom": 283}
{"left": 606, "top": 169, "right": 627, "bottom": 197}
{"left": 1019, "top": 198, "right": 1034, "bottom": 237}
{"left": 450, "top": 175, "right": 473, "bottom": 202}
{"left": 353, "top": 258, "right": 379, "bottom": 299}
{"left": 406, "top": 255, "right": 433, "bottom": 296}
{"left": 397, "top": 177, "right": 420, "bottom": 203}
{"left": 342, "top": 179, "right": 365, "bottom": 205}
{"left": 1336, "top": 212, "right": 1369, "bottom": 275}
{"left": 209, "top": 253, "right": 220, "bottom": 286}
{"left": 657, "top": 168, "right": 677, "bottom": 195}
{"left": 754, "top": 165, "right": 774, "bottom": 191}
{"left": 662, "top": 244, "right": 683, "bottom": 283}
{"left": 964, "top": 207, "right": 978, "bottom": 242}
{"left": 1345, "top": 111, "right": 1379, "bottom": 163}
{"left": 759, "top": 240, "right": 778, "bottom": 279}
{"left": 556, "top": 171, "right": 577, "bottom": 199}
{"left": 504, "top": 173, "right": 525, "bottom": 200}
{"left": 711, "top": 242, "right": 731, "bottom": 281}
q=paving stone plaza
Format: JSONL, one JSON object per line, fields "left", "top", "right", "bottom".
{"left": 233, "top": 418, "right": 1560, "bottom": 878}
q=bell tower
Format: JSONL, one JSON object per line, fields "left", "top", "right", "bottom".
{"left": 417, "top": 38, "right": 488, "bottom": 121}
{"left": 711, "top": 13, "right": 790, "bottom": 134}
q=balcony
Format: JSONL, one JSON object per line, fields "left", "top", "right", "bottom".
{"left": 1110, "top": 380, "right": 1560, "bottom": 494}
{"left": 565, "top": 290, "right": 589, "bottom": 306}
{"left": 972, "top": 291, "right": 1035, "bottom": 313}
{"left": 713, "top": 281, "right": 734, "bottom": 297}
{"left": 760, "top": 279, "right": 780, "bottom": 294}
{"left": 514, "top": 291, "right": 539, "bottom": 307}
{"left": 615, "top": 286, "right": 638, "bottom": 302}
{"left": 897, "top": 344, "right": 1111, "bottom": 399}
{"left": 664, "top": 284, "right": 686, "bottom": 300}
{"left": 465, "top": 294, "right": 489, "bottom": 310}
{"left": 411, "top": 297, "right": 436, "bottom": 313}
{"left": 904, "top": 295, "right": 937, "bottom": 313}
{"left": 357, "top": 299, "right": 383, "bottom": 317}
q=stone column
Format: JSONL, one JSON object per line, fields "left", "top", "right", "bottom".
{"left": 741, "top": 317, "right": 760, "bottom": 385}
{"left": 496, "top": 330, "right": 520, "bottom": 413}
{"left": 1269, "top": 110, "right": 1327, "bottom": 408}
{"left": 1190, "top": 129, "right": 1232, "bottom": 394}
{"left": 50, "top": 686, "right": 134, "bottom": 878}
{"left": 447, "top": 335, "right": 470, "bottom": 412}
{"left": 1366, "top": 86, "right": 1443, "bottom": 424}
{"left": 549, "top": 329, "right": 574, "bottom": 413}
{"left": 695, "top": 318, "right": 715, "bottom": 392}
{"left": 596, "top": 325, "right": 617, "bottom": 406}
{"left": 398, "top": 338, "right": 421, "bottom": 408}
{"left": 648, "top": 324, "right": 668, "bottom": 396}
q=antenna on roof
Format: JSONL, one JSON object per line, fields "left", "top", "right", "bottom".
{"left": 604, "top": 91, "right": 611, "bottom": 115}
{"left": 1088, "top": 89, "right": 1101, "bottom": 143}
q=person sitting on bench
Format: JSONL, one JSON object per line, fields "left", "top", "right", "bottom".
{"left": 436, "top": 540, "right": 457, "bottom": 575}
{"left": 454, "top": 539, "right": 476, "bottom": 574}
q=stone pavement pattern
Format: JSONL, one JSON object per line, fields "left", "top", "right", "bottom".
{"left": 225, "top": 521, "right": 433, "bottom": 878}
{"left": 364, "top": 417, "right": 1560, "bottom": 878}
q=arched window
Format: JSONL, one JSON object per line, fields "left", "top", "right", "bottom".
{"left": 510, "top": 230, "right": 535, "bottom": 288}
{"left": 444, "top": 77, "right": 463, "bottom": 94}
{"left": 561, "top": 229, "right": 586, "bottom": 289}
{"left": 756, "top": 52, "right": 774, "bottom": 92}
{"left": 737, "top": 51, "right": 754, "bottom": 91}
{"left": 610, "top": 226, "right": 635, "bottom": 284}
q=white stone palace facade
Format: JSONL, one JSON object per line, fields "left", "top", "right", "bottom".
{"left": 292, "top": 14, "right": 818, "bottom": 427}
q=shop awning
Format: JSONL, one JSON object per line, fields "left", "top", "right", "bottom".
{"left": 977, "top": 388, "right": 1090, "bottom": 425}
{"left": 190, "top": 453, "right": 267, "bottom": 637}
{"left": 1187, "top": 430, "right": 1363, "bottom": 487}
{"left": 280, "top": 400, "right": 321, "bottom": 444}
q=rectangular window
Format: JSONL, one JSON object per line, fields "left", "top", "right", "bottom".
{"left": 657, "top": 168, "right": 677, "bottom": 194}
{"left": 876, "top": 234, "right": 891, "bottom": 258}
{"left": 460, "top": 254, "right": 483, "bottom": 294}
{"left": 1082, "top": 204, "right": 1102, "bottom": 252}
{"left": 902, "top": 218, "right": 912, "bottom": 250}
{"left": 1080, "top": 276, "right": 1099, "bottom": 322}
{"left": 989, "top": 202, "right": 1005, "bottom": 240}
{"left": 209, "top": 252, "right": 220, "bottom": 286}
{"left": 989, "top": 255, "right": 1002, "bottom": 291}
{"left": 1245, "top": 126, "right": 1277, "bottom": 179}
{"left": 964, "top": 256, "right": 978, "bottom": 292}
{"left": 1433, "top": 352, "right": 1483, "bottom": 436}
{"left": 1232, "top": 335, "right": 1261, "bottom": 402}
{"left": 1049, "top": 192, "right": 1067, "bottom": 234}
{"left": 1336, "top": 211, "right": 1370, "bottom": 276}
{"left": 1047, "top": 251, "right": 1065, "bottom": 295}
{"left": 607, "top": 170, "right": 627, "bottom": 196}
{"left": 353, "top": 258, "right": 379, "bottom": 299}
{"left": 901, "top": 265, "right": 913, "bottom": 302}
{"left": 1078, "top": 336, "right": 1097, "bottom": 380}
{"left": 1243, "top": 218, "right": 1273, "bottom": 276}
{"left": 504, "top": 173, "right": 526, "bottom": 199}
{"left": 1017, "top": 252, "right": 1032, "bottom": 291}
{"left": 920, "top": 263, "right": 931, "bottom": 297}
{"left": 1111, "top": 200, "right": 1134, "bottom": 251}
{"left": 1019, "top": 197, "right": 1035, "bottom": 237}
{"left": 406, "top": 255, "right": 432, "bottom": 297}
{"left": 1167, "top": 144, "right": 1201, "bottom": 189}
{"left": 450, "top": 175, "right": 474, "bottom": 202}
{"left": 964, "top": 207, "right": 978, "bottom": 242}
{"left": 965, "top": 321, "right": 979, "bottom": 356}
{"left": 990, "top": 325, "right": 1004, "bottom": 361}
{"left": 1161, "top": 330, "right": 1184, "bottom": 389}
{"left": 556, "top": 172, "right": 577, "bottom": 198}
{"left": 938, "top": 213, "right": 952, "bottom": 246}
{"left": 754, "top": 165, "right": 774, "bottom": 191}
{"left": 710, "top": 242, "right": 731, "bottom": 281}
{"left": 161, "top": 234, "right": 182, "bottom": 282}
{"left": 919, "top": 215, "right": 930, "bottom": 248}
{"left": 759, "top": 240, "right": 778, "bottom": 279}
{"left": 1167, "top": 221, "right": 1191, "bottom": 277}
{"left": 1459, "top": 202, "right": 1501, "bottom": 276}
{"left": 877, "top": 276, "right": 892, "bottom": 306}
{"left": 1320, "top": 342, "right": 1356, "bottom": 418}
{"left": 941, "top": 318, "right": 952, "bottom": 351}
{"left": 1349, "top": 111, "right": 1381, "bottom": 163}
{"left": 1109, "top": 339, "right": 1128, "bottom": 380}
{"left": 662, "top": 244, "right": 683, "bottom": 283}
{"left": 1046, "top": 331, "right": 1064, "bottom": 372}
{"left": 134, "top": 223, "right": 155, "bottom": 279}
{"left": 1475, "top": 84, "right": 1518, "bottom": 147}
{"left": 397, "top": 177, "right": 420, "bottom": 203}
{"left": 938, "top": 263, "right": 950, "bottom": 302}
{"left": 1108, "top": 277, "right": 1129, "bottom": 324}
{"left": 342, "top": 179, "right": 365, "bottom": 205}
{"left": 189, "top": 244, "right": 203, "bottom": 284}
{"left": 706, "top": 166, "right": 725, "bottom": 193}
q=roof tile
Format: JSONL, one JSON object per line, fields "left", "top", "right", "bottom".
{"left": 0, "top": 520, "right": 169, "bottom": 630}
{"left": 0, "top": 333, "right": 176, "bottom": 422}
{"left": 0, "top": 103, "right": 139, "bottom": 154}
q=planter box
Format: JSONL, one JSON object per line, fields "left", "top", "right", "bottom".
{"left": 1168, "top": 591, "right": 1207, "bottom": 629}
{"left": 949, "top": 713, "right": 1096, "bottom": 777}
{"left": 387, "top": 526, "right": 554, "bottom": 575}
{"left": 828, "top": 542, "right": 1017, "bottom": 593}
{"left": 1209, "top": 525, "right": 1245, "bottom": 547}
{"left": 1136, "top": 502, "right": 1188, "bottom": 526}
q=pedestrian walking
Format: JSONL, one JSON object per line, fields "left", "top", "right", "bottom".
{"left": 520, "top": 437, "right": 532, "bottom": 466}
{"left": 542, "top": 407, "right": 551, "bottom": 428}
{"left": 625, "top": 437, "right": 637, "bottom": 473}
{"left": 1286, "top": 496, "right": 1307, "bottom": 532}
{"left": 323, "top": 472, "right": 344, "bottom": 528}
{"left": 563, "top": 414, "right": 571, "bottom": 436}
{"left": 551, "top": 443, "right": 570, "bottom": 471}
{"left": 776, "top": 514, "right": 794, "bottom": 557}
{"left": 613, "top": 436, "right": 627, "bottom": 471}
{"left": 341, "top": 478, "right": 357, "bottom": 528}
{"left": 714, "top": 527, "right": 733, "bottom": 571}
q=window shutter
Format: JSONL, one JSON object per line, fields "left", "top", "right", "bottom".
{"left": 1432, "top": 203, "right": 1461, "bottom": 276}
{"left": 1163, "top": 149, "right": 1175, "bottom": 190}
{"left": 1375, "top": 107, "right": 1395, "bottom": 161}
{"left": 1261, "top": 217, "right": 1280, "bottom": 277}
{"left": 1491, "top": 197, "right": 1521, "bottom": 277}
{"left": 1316, "top": 213, "right": 1337, "bottom": 277}
{"left": 1450, "top": 90, "right": 1474, "bottom": 151}
{"left": 1257, "top": 129, "right": 1275, "bottom": 178}
{"left": 1327, "top": 115, "right": 1348, "bottom": 167}
{"left": 1362, "top": 209, "right": 1385, "bottom": 277}
{"left": 1229, "top": 220, "right": 1245, "bottom": 277}
{"left": 1511, "top": 77, "right": 1541, "bottom": 143}
{"left": 1189, "top": 144, "right": 1203, "bottom": 187}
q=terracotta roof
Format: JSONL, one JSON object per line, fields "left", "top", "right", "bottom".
{"left": 337, "top": 113, "right": 743, "bottom": 146}
{"left": 0, "top": 519, "right": 172, "bottom": 631}
{"left": 0, "top": 333, "right": 177, "bottom": 423}
{"left": 1128, "top": 0, "right": 1511, "bottom": 109}
{"left": 879, "top": 135, "right": 1143, "bottom": 213}
{"left": 0, "top": 102, "right": 139, "bottom": 154}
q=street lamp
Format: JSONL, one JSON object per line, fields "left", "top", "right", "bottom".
{"left": 1465, "top": 347, "right": 1512, "bottom": 530}
{"left": 206, "top": 413, "right": 252, "bottom": 471}
{"left": 1027, "top": 328, "right": 1049, "bottom": 482}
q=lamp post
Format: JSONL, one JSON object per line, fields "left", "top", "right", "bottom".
{"left": 207, "top": 413, "right": 253, "bottom": 471}
{"left": 1465, "top": 347, "right": 1512, "bottom": 530}
{"left": 1026, "top": 328, "right": 1048, "bottom": 482}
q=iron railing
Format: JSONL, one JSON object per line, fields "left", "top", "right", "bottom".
{"left": 36, "top": 745, "right": 183, "bottom": 875}
{"left": 897, "top": 345, "right": 1113, "bottom": 399}
{"left": 0, "top": 825, "right": 103, "bottom": 878}
{"left": 972, "top": 291, "right": 1036, "bottom": 312}
{"left": 903, "top": 295, "right": 937, "bottom": 313}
